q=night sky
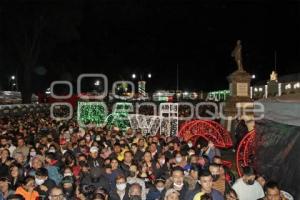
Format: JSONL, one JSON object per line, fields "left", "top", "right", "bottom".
{"left": 0, "top": 0, "right": 300, "bottom": 93}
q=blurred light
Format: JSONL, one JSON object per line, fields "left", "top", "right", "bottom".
{"left": 11, "top": 75, "right": 15, "bottom": 80}
{"left": 183, "top": 91, "right": 188, "bottom": 96}
{"left": 12, "top": 83, "right": 16, "bottom": 86}
{"left": 132, "top": 73, "right": 136, "bottom": 79}
{"left": 254, "top": 88, "right": 258, "bottom": 92}
{"left": 258, "top": 87, "right": 263, "bottom": 92}
{"left": 285, "top": 83, "right": 291, "bottom": 90}
{"left": 251, "top": 74, "right": 256, "bottom": 79}
{"left": 294, "top": 82, "right": 300, "bottom": 89}
{"left": 45, "top": 88, "right": 51, "bottom": 94}
{"left": 148, "top": 73, "right": 152, "bottom": 78}
{"left": 94, "top": 80, "right": 100, "bottom": 86}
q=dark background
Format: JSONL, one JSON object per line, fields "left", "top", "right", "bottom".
{"left": 0, "top": 0, "right": 299, "bottom": 96}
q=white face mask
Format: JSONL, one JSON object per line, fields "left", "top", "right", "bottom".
{"left": 173, "top": 182, "right": 184, "bottom": 190}
{"left": 30, "top": 152, "right": 37, "bottom": 157}
{"left": 96, "top": 136, "right": 101, "bottom": 141}
{"left": 156, "top": 187, "right": 164, "bottom": 192}
{"left": 48, "top": 149, "right": 56, "bottom": 153}
{"left": 64, "top": 173, "right": 73, "bottom": 177}
{"left": 175, "top": 157, "right": 182, "bottom": 163}
{"left": 116, "top": 183, "right": 127, "bottom": 191}
{"left": 159, "top": 159, "right": 165, "bottom": 165}
{"left": 35, "top": 178, "right": 45, "bottom": 186}
{"left": 188, "top": 152, "right": 195, "bottom": 156}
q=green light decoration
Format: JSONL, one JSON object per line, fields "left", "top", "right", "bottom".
{"left": 77, "top": 102, "right": 134, "bottom": 131}
{"left": 105, "top": 102, "right": 133, "bottom": 131}
{"left": 77, "top": 102, "right": 107, "bottom": 127}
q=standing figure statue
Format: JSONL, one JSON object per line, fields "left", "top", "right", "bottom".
{"left": 231, "top": 40, "right": 244, "bottom": 71}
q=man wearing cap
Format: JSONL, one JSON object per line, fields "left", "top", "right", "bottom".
{"left": 146, "top": 177, "right": 166, "bottom": 200}
{"left": 87, "top": 146, "right": 103, "bottom": 169}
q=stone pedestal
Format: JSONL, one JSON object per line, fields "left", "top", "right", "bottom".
{"left": 267, "top": 80, "right": 279, "bottom": 97}
{"left": 223, "top": 69, "right": 254, "bottom": 133}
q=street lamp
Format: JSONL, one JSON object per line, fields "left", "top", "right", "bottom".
{"left": 11, "top": 75, "right": 15, "bottom": 80}
{"left": 147, "top": 73, "right": 152, "bottom": 78}
{"left": 252, "top": 74, "right": 256, "bottom": 79}
{"left": 132, "top": 73, "right": 136, "bottom": 79}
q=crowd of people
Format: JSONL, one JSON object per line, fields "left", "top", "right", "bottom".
{"left": 0, "top": 111, "right": 293, "bottom": 200}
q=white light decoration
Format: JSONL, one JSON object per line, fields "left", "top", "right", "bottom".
{"left": 278, "top": 83, "right": 282, "bottom": 96}
{"left": 183, "top": 91, "right": 188, "bottom": 96}
{"left": 285, "top": 83, "right": 291, "bottom": 90}
{"left": 254, "top": 87, "right": 258, "bottom": 92}
{"left": 259, "top": 87, "right": 263, "bottom": 92}
{"left": 293, "top": 82, "right": 300, "bottom": 89}
{"left": 159, "top": 103, "right": 178, "bottom": 136}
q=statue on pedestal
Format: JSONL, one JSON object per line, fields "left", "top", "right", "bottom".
{"left": 231, "top": 40, "right": 244, "bottom": 71}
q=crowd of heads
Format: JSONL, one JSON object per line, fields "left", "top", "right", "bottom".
{"left": 0, "top": 111, "right": 291, "bottom": 200}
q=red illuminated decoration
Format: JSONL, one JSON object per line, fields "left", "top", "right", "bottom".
{"left": 178, "top": 120, "right": 233, "bottom": 148}
{"left": 236, "top": 129, "right": 256, "bottom": 177}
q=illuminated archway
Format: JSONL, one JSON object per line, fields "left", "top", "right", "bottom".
{"left": 236, "top": 129, "right": 256, "bottom": 177}
{"left": 178, "top": 120, "right": 233, "bottom": 148}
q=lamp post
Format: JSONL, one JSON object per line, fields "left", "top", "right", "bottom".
{"left": 10, "top": 75, "right": 17, "bottom": 91}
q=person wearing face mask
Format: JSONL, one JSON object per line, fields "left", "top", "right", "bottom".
{"left": 85, "top": 134, "right": 93, "bottom": 147}
{"left": 232, "top": 166, "right": 264, "bottom": 200}
{"left": 109, "top": 175, "right": 130, "bottom": 200}
{"left": 128, "top": 183, "right": 142, "bottom": 200}
{"left": 44, "top": 153, "right": 63, "bottom": 185}
{"left": 193, "top": 170, "right": 224, "bottom": 200}
{"left": 208, "top": 164, "right": 230, "bottom": 195}
{"left": 164, "top": 167, "right": 188, "bottom": 200}
{"left": 127, "top": 165, "right": 146, "bottom": 200}
{"left": 146, "top": 178, "right": 166, "bottom": 200}
{"left": 174, "top": 152, "right": 187, "bottom": 169}
{"left": 164, "top": 143, "right": 175, "bottom": 161}
{"left": 184, "top": 164, "right": 201, "bottom": 191}
{"left": 35, "top": 168, "right": 56, "bottom": 199}
{"left": 87, "top": 146, "right": 103, "bottom": 170}
{"left": 61, "top": 177, "right": 75, "bottom": 200}
{"left": 153, "top": 154, "right": 169, "bottom": 179}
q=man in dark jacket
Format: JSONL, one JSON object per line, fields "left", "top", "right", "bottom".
{"left": 146, "top": 178, "right": 166, "bottom": 200}
{"left": 87, "top": 146, "right": 103, "bottom": 169}
{"left": 35, "top": 168, "right": 56, "bottom": 199}
{"left": 80, "top": 167, "right": 110, "bottom": 191}
{"left": 161, "top": 167, "right": 189, "bottom": 200}
{"left": 109, "top": 175, "right": 130, "bottom": 200}
{"left": 120, "top": 151, "right": 135, "bottom": 177}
